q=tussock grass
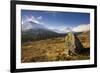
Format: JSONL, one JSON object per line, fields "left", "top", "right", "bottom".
{"left": 21, "top": 36, "right": 90, "bottom": 63}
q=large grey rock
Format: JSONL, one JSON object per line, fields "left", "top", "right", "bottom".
{"left": 64, "top": 32, "right": 84, "bottom": 56}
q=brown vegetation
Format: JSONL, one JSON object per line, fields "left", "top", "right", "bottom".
{"left": 21, "top": 32, "right": 90, "bottom": 63}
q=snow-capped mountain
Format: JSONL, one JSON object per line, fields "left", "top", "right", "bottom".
{"left": 21, "top": 20, "right": 46, "bottom": 31}
{"left": 21, "top": 20, "right": 62, "bottom": 42}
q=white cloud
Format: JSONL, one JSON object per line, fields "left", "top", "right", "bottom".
{"left": 47, "top": 25, "right": 73, "bottom": 33}
{"left": 21, "top": 15, "right": 44, "bottom": 31}
{"left": 59, "top": 27, "right": 73, "bottom": 33}
{"left": 22, "top": 15, "right": 43, "bottom": 25}
{"left": 37, "top": 16, "right": 42, "bottom": 20}
{"left": 72, "top": 24, "right": 90, "bottom": 32}
{"left": 27, "top": 15, "right": 40, "bottom": 24}
{"left": 21, "top": 21, "right": 24, "bottom": 25}
{"left": 22, "top": 16, "right": 90, "bottom": 33}
{"left": 47, "top": 24, "right": 90, "bottom": 33}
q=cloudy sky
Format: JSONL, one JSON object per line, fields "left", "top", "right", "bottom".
{"left": 21, "top": 10, "right": 90, "bottom": 33}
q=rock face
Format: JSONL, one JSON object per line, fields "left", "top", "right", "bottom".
{"left": 64, "top": 32, "right": 84, "bottom": 56}
{"left": 64, "top": 32, "right": 76, "bottom": 56}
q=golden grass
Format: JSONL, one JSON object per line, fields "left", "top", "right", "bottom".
{"left": 21, "top": 36, "right": 90, "bottom": 63}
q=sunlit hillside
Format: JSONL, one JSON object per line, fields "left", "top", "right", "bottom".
{"left": 21, "top": 31, "right": 90, "bottom": 63}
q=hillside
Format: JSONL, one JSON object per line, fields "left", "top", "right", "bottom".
{"left": 21, "top": 20, "right": 66, "bottom": 42}
{"left": 77, "top": 31, "right": 90, "bottom": 48}
{"left": 21, "top": 31, "right": 90, "bottom": 63}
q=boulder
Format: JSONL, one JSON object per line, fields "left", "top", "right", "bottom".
{"left": 64, "top": 32, "right": 84, "bottom": 56}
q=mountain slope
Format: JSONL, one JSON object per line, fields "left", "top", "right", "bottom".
{"left": 22, "top": 21, "right": 46, "bottom": 31}
{"left": 21, "top": 20, "right": 63, "bottom": 42}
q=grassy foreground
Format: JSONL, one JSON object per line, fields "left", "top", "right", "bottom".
{"left": 21, "top": 36, "right": 90, "bottom": 63}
